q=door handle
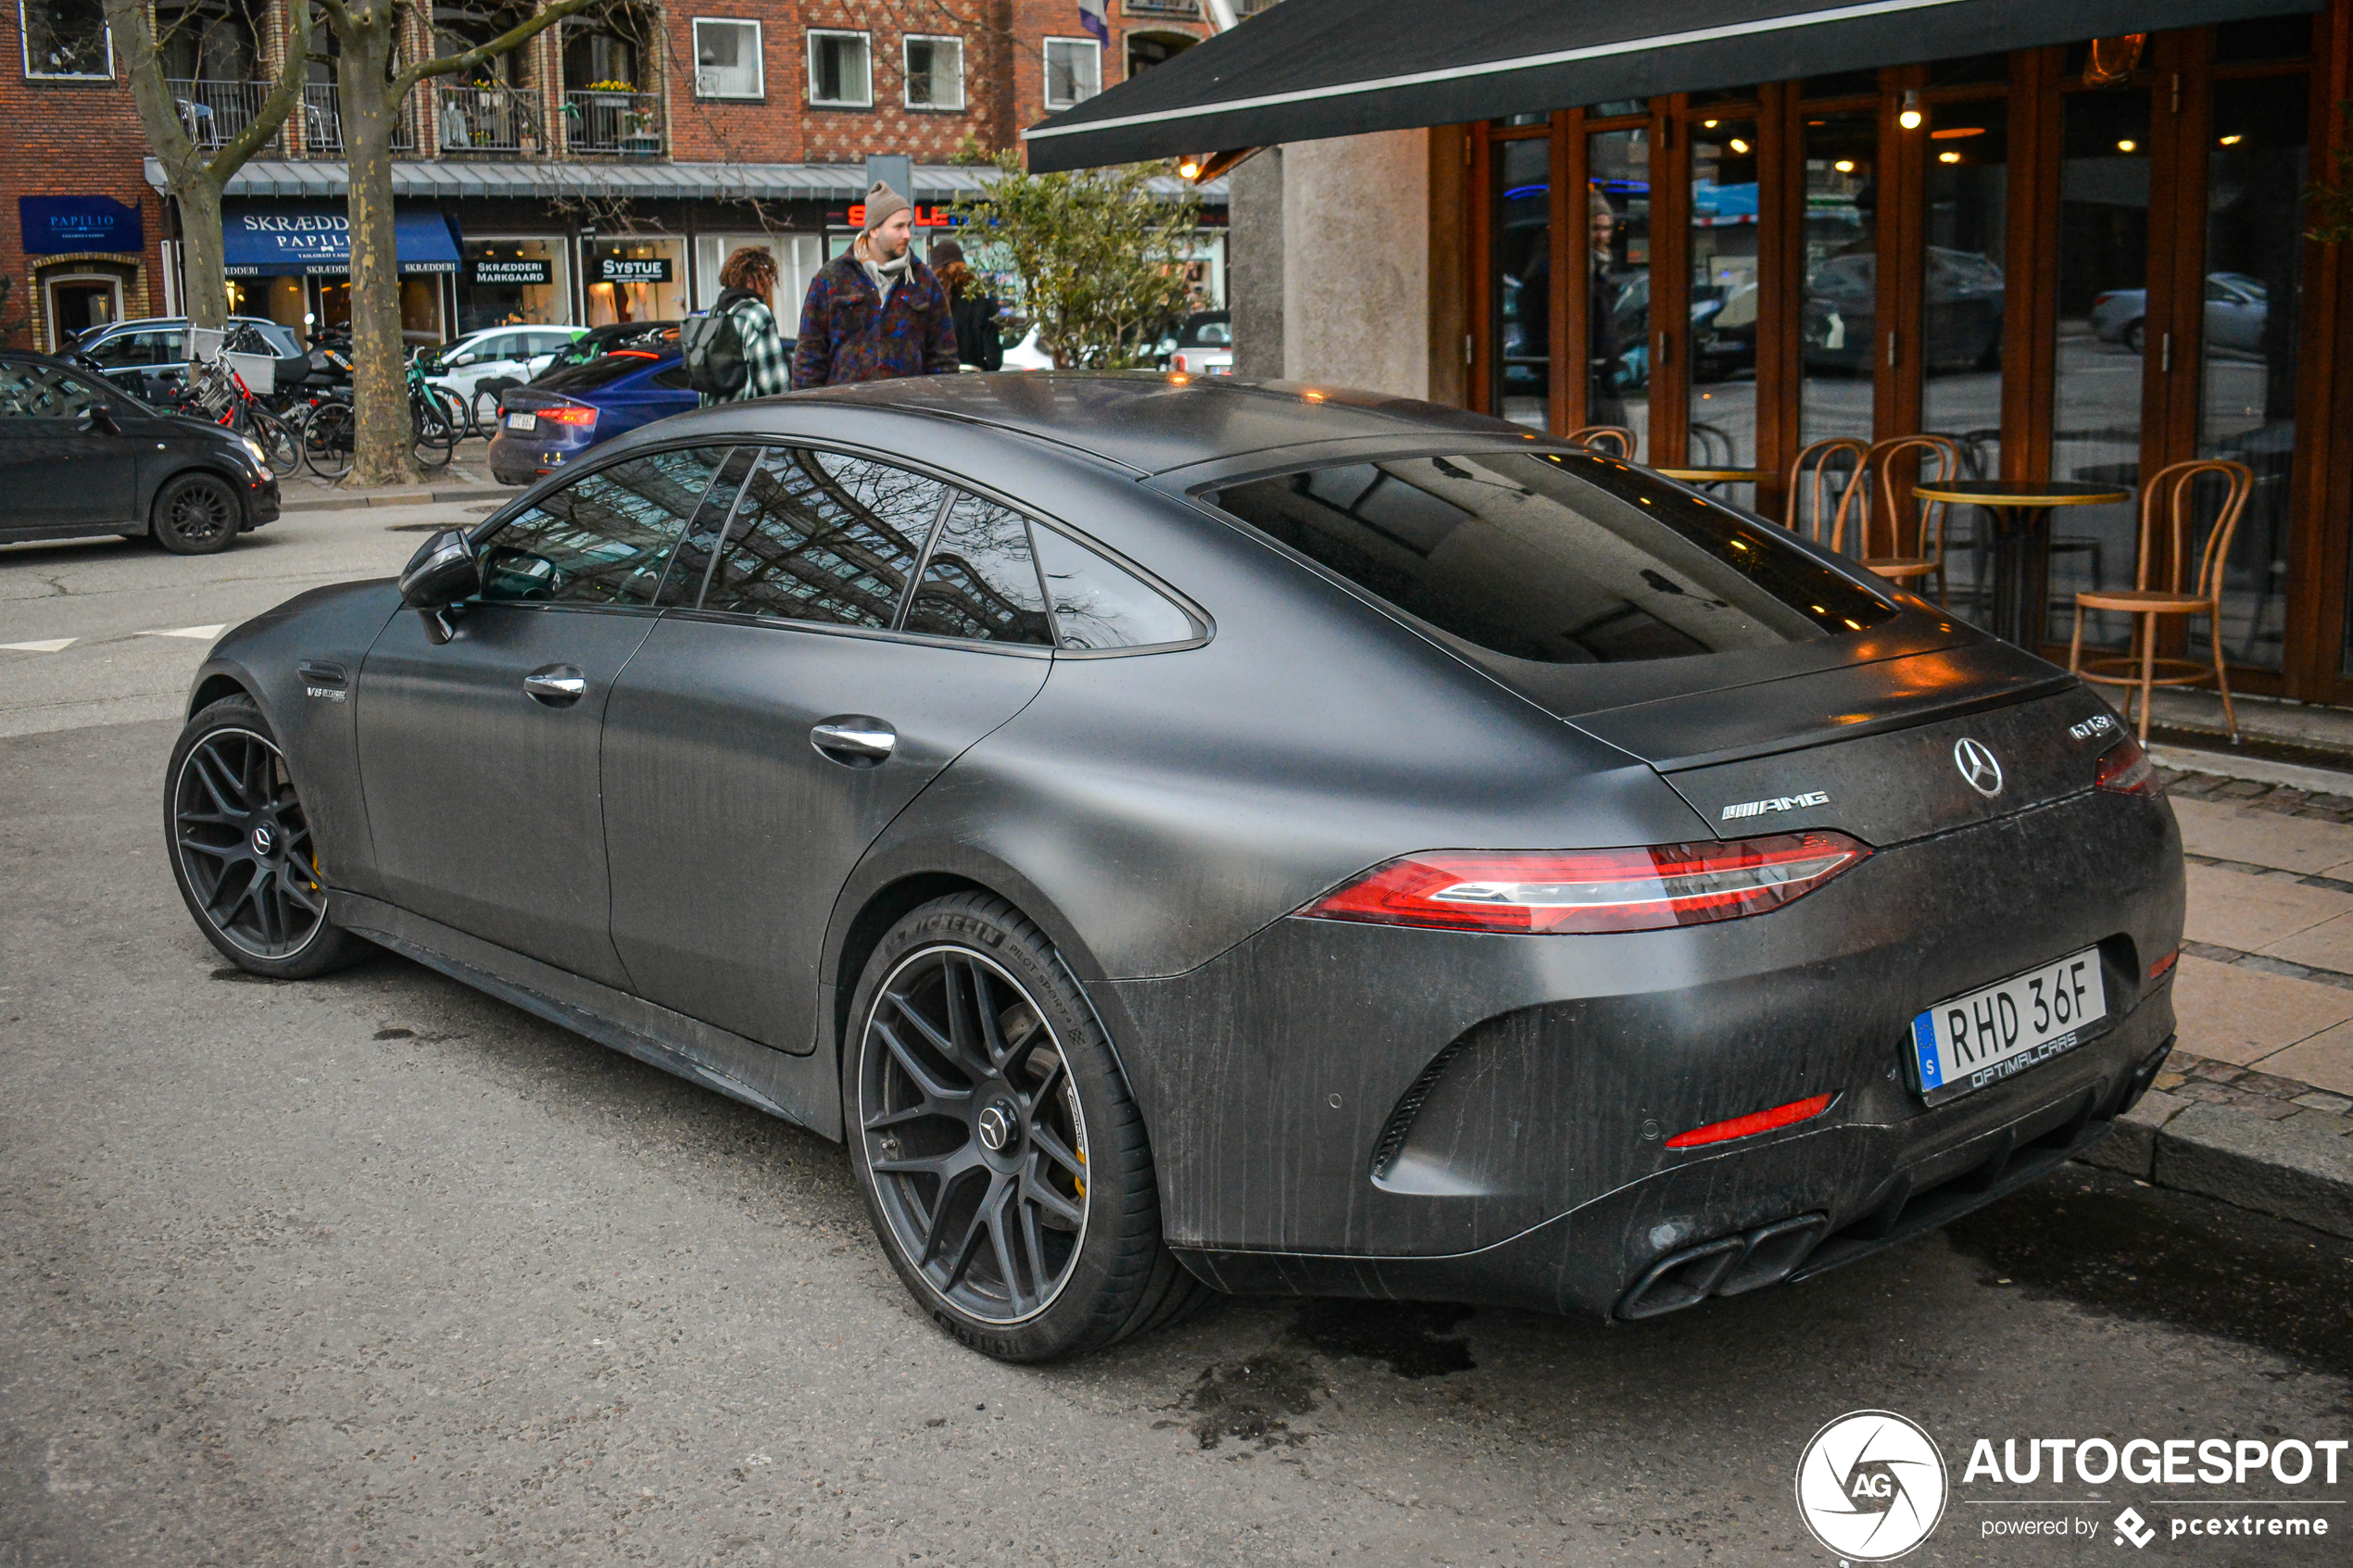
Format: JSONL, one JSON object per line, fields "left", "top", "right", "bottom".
{"left": 811, "top": 716, "right": 896, "bottom": 766}
{"left": 523, "top": 665, "right": 587, "bottom": 706}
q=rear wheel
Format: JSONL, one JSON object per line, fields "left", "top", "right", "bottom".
{"left": 411, "top": 390, "right": 457, "bottom": 469}
{"left": 166, "top": 696, "right": 364, "bottom": 979}
{"left": 247, "top": 408, "right": 302, "bottom": 477}
{"left": 303, "top": 403, "right": 353, "bottom": 479}
{"left": 845, "top": 893, "right": 1213, "bottom": 1361}
{"left": 151, "top": 471, "right": 242, "bottom": 554}
{"left": 2124, "top": 320, "right": 2146, "bottom": 355}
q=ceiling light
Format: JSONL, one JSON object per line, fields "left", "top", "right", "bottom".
{"left": 2219, "top": 133, "right": 2243, "bottom": 145}
{"left": 1703, "top": 119, "right": 1718, "bottom": 128}
{"left": 1834, "top": 158, "right": 1856, "bottom": 172}
{"left": 1899, "top": 91, "right": 1923, "bottom": 131}
{"left": 1939, "top": 150, "right": 1961, "bottom": 163}
{"left": 2117, "top": 138, "right": 2137, "bottom": 152}
{"left": 1728, "top": 137, "right": 1750, "bottom": 154}
{"left": 1930, "top": 126, "right": 1985, "bottom": 139}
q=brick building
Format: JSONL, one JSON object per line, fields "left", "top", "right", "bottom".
{"left": 0, "top": 0, "right": 1227, "bottom": 351}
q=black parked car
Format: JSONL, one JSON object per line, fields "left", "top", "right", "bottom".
{"left": 165, "top": 375, "right": 2181, "bottom": 1361}
{"left": 0, "top": 351, "right": 278, "bottom": 553}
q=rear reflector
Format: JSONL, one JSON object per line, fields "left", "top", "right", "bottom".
{"left": 1665, "top": 1092, "right": 1836, "bottom": 1150}
{"left": 2095, "top": 734, "right": 2161, "bottom": 797}
{"left": 1299, "top": 831, "right": 1869, "bottom": 935}
{"left": 2148, "top": 948, "right": 2180, "bottom": 980}
{"left": 538, "top": 405, "right": 598, "bottom": 428}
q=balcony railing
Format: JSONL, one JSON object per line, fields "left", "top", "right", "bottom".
{"left": 300, "top": 82, "right": 416, "bottom": 157}
{"left": 166, "top": 80, "right": 284, "bottom": 152}
{"left": 432, "top": 81, "right": 548, "bottom": 156}
{"left": 561, "top": 89, "right": 662, "bottom": 156}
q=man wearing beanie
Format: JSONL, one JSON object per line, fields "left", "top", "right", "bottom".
{"left": 790, "top": 181, "right": 959, "bottom": 388}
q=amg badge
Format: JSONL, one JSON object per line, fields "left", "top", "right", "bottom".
{"left": 1721, "top": 790, "right": 1829, "bottom": 822}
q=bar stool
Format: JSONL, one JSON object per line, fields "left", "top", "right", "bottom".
{"left": 2069, "top": 458, "right": 2255, "bottom": 743}
{"left": 1566, "top": 425, "right": 1635, "bottom": 458}
{"left": 1855, "top": 433, "right": 1963, "bottom": 604}
{"left": 1783, "top": 436, "right": 1868, "bottom": 549}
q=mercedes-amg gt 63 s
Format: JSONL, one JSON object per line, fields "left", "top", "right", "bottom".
{"left": 167, "top": 375, "right": 2183, "bottom": 1361}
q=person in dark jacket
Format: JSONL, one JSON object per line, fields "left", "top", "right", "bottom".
{"left": 927, "top": 239, "right": 1002, "bottom": 372}
{"left": 790, "top": 182, "right": 958, "bottom": 388}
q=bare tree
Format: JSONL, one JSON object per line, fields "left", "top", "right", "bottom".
{"left": 314, "top": 0, "right": 600, "bottom": 483}
{"left": 102, "top": 0, "right": 315, "bottom": 331}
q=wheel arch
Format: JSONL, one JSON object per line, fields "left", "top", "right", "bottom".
{"left": 188, "top": 667, "right": 258, "bottom": 719}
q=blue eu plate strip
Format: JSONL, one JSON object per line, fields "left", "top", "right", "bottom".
{"left": 1911, "top": 1012, "right": 1943, "bottom": 1091}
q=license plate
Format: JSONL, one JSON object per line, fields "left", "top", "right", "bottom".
{"left": 505, "top": 412, "right": 535, "bottom": 430}
{"left": 1910, "top": 947, "right": 2108, "bottom": 1106}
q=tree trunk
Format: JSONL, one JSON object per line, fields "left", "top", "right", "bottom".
{"left": 177, "top": 180, "right": 231, "bottom": 331}
{"left": 340, "top": 14, "right": 415, "bottom": 486}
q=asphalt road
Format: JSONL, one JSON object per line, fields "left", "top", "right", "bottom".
{"left": 3, "top": 514, "right": 2350, "bottom": 1566}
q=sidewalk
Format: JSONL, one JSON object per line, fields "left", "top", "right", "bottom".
{"left": 2076, "top": 763, "right": 2353, "bottom": 1238}
{"left": 277, "top": 445, "right": 509, "bottom": 514}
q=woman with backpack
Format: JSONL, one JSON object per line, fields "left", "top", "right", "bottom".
{"left": 692, "top": 246, "right": 793, "bottom": 406}
{"left": 927, "top": 239, "right": 1002, "bottom": 372}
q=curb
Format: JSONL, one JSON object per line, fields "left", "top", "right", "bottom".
{"left": 2150, "top": 744, "right": 2353, "bottom": 798}
{"left": 281, "top": 484, "right": 508, "bottom": 514}
{"left": 2076, "top": 1090, "right": 2353, "bottom": 1240}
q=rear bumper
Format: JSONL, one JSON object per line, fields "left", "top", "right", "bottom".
{"left": 486, "top": 427, "right": 588, "bottom": 485}
{"left": 1100, "top": 785, "right": 2183, "bottom": 1319}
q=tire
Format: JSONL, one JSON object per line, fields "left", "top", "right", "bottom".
{"left": 303, "top": 403, "right": 354, "bottom": 479}
{"left": 248, "top": 408, "right": 302, "bottom": 477}
{"left": 412, "top": 391, "right": 456, "bottom": 469}
{"left": 151, "top": 470, "right": 243, "bottom": 555}
{"left": 472, "top": 381, "right": 516, "bottom": 435}
{"left": 2124, "top": 320, "right": 2145, "bottom": 356}
{"left": 844, "top": 893, "right": 1214, "bottom": 1361}
{"left": 166, "top": 695, "right": 365, "bottom": 980}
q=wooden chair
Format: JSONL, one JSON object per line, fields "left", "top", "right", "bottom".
{"left": 1566, "top": 424, "right": 1635, "bottom": 458}
{"left": 1783, "top": 436, "right": 1868, "bottom": 550}
{"left": 1854, "top": 433, "right": 1963, "bottom": 604}
{"left": 2070, "top": 458, "right": 2256, "bottom": 743}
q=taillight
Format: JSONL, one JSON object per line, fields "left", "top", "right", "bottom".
{"left": 1172, "top": 352, "right": 1190, "bottom": 373}
{"left": 1665, "top": 1092, "right": 1836, "bottom": 1150}
{"left": 1298, "top": 831, "right": 1870, "bottom": 935}
{"left": 538, "top": 404, "right": 598, "bottom": 429}
{"left": 2095, "top": 735, "right": 2161, "bottom": 797}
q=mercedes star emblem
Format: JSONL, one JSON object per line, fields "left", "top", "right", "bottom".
{"left": 1953, "top": 737, "right": 2004, "bottom": 797}
{"left": 977, "top": 1104, "right": 1013, "bottom": 1152}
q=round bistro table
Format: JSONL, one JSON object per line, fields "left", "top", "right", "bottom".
{"left": 1907, "top": 479, "right": 2131, "bottom": 647}
{"left": 1657, "top": 467, "right": 1774, "bottom": 488}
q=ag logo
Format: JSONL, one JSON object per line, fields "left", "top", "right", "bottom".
{"left": 1794, "top": 1410, "right": 1948, "bottom": 1561}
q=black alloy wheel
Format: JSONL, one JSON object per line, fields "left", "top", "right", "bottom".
{"left": 151, "top": 472, "right": 241, "bottom": 555}
{"left": 166, "top": 696, "right": 362, "bottom": 978}
{"left": 846, "top": 894, "right": 1213, "bottom": 1361}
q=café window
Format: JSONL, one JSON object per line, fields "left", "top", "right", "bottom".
{"left": 904, "top": 34, "right": 963, "bottom": 111}
{"left": 585, "top": 236, "right": 687, "bottom": 328}
{"left": 459, "top": 238, "right": 572, "bottom": 333}
{"left": 693, "top": 18, "right": 761, "bottom": 99}
{"left": 1043, "top": 37, "right": 1100, "bottom": 110}
{"left": 807, "top": 28, "right": 871, "bottom": 107}
{"left": 20, "top": 0, "right": 111, "bottom": 78}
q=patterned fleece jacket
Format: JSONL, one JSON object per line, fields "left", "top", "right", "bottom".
{"left": 789, "top": 251, "right": 959, "bottom": 389}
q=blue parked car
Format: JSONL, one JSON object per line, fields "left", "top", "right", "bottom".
{"left": 488, "top": 345, "right": 696, "bottom": 485}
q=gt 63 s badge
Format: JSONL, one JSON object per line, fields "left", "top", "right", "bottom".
{"left": 1795, "top": 1410, "right": 1948, "bottom": 1560}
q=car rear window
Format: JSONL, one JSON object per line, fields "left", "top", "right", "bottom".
{"left": 536, "top": 353, "right": 667, "bottom": 392}
{"left": 1207, "top": 450, "right": 1896, "bottom": 665}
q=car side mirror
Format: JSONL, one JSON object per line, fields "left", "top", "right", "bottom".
{"left": 82, "top": 404, "right": 123, "bottom": 436}
{"left": 398, "top": 529, "right": 480, "bottom": 638}
{"left": 448, "top": 352, "right": 475, "bottom": 368}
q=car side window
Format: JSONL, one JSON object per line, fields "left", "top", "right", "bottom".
{"left": 82, "top": 332, "right": 152, "bottom": 369}
{"left": 474, "top": 445, "right": 735, "bottom": 608}
{"left": 903, "top": 494, "right": 1055, "bottom": 646}
{"left": 698, "top": 446, "right": 944, "bottom": 628}
{"left": 0, "top": 363, "right": 107, "bottom": 420}
{"left": 652, "top": 446, "right": 758, "bottom": 608}
{"left": 1032, "top": 528, "right": 1199, "bottom": 649}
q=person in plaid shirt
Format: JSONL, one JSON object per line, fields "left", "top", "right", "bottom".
{"left": 699, "top": 247, "right": 794, "bottom": 406}
{"left": 791, "top": 182, "right": 959, "bottom": 389}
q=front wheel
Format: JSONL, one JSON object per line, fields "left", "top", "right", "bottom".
{"left": 303, "top": 402, "right": 353, "bottom": 479}
{"left": 151, "top": 471, "right": 242, "bottom": 554}
{"left": 166, "top": 695, "right": 365, "bottom": 978}
{"left": 247, "top": 408, "right": 302, "bottom": 477}
{"left": 844, "top": 893, "right": 1213, "bottom": 1361}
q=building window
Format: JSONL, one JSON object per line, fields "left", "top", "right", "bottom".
{"left": 807, "top": 29, "right": 871, "bottom": 107}
{"left": 1042, "top": 37, "right": 1100, "bottom": 111}
{"left": 20, "top": 0, "right": 112, "bottom": 79}
{"left": 903, "top": 34, "right": 963, "bottom": 111}
{"left": 693, "top": 19, "right": 761, "bottom": 99}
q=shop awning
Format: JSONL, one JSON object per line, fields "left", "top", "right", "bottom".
{"left": 159, "top": 158, "right": 1221, "bottom": 206}
{"left": 220, "top": 203, "right": 461, "bottom": 276}
{"left": 1023, "top": 0, "right": 2322, "bottom": 169}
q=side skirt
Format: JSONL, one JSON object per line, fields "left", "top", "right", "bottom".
{"left": 333, "top": 890, "right": 843, "bottom": 1142}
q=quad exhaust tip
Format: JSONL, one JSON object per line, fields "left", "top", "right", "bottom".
{"left": 1615, "top": 1213, "right": 1831, "bottom": 1321}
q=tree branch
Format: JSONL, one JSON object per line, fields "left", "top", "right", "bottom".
{"left": 395, "top": 0, "right": 601, "bottom": 94}
{"left": 208, "top": 1, "right": 317, "bottom": 177}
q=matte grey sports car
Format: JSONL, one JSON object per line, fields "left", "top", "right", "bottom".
{"left": 167, "top": 375, "right": 2183, "bottom": 1361}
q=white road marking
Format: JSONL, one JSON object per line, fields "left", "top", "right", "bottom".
{"left": 0, "top": 638, "right": 77, "bottom": 653}
{"left": 137, "top": 625, "right": 228, "bottom": 640}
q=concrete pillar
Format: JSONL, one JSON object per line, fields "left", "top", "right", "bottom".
{"left": 1228, "top": 146, "right": 1284, "bottom": 381}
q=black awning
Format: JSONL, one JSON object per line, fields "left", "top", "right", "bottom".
{"left": 1024, "top": 0, "right": 2319, "bottom": 170}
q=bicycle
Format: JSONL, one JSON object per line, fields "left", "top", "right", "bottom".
{"left": 407, "top": 353, "right": 464, "bottom": 469}
{"left": 173, "top": 342, "right": 302, "bottom": 479}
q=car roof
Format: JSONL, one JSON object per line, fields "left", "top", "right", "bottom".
{"left": 781, "top": 373, "right": 1528, "bottom": 477}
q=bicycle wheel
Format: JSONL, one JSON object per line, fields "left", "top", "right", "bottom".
{"left": 303, "top": 403, "right": 354, "bottom": 480}
{"left": 470, "top": 385, "right": 504, "bottom": 437}
{"left": 410, "top": 391, "right": 454, "bottom": 469}
{"left": 247, "top": 408, "right": 302, "bottom": 478}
